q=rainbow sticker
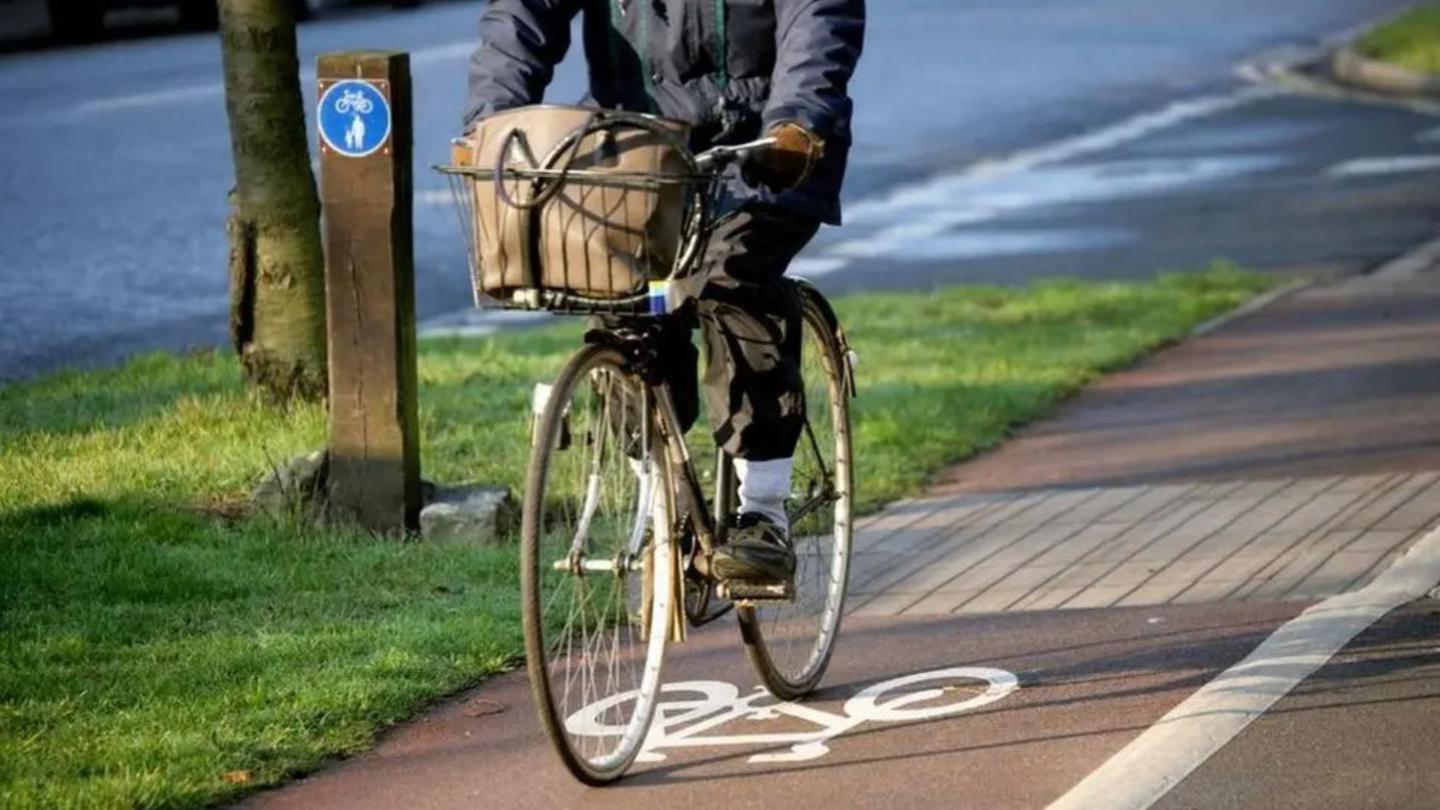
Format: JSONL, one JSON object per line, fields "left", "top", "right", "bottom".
{"left": 648, "top": 281, "right": 670, "bottom": 315}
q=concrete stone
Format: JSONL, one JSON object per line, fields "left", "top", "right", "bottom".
{"left": 251, "top": 450, "right": 328, "bottom": 518}
{"left": 420, "top": 484, "right": 514, "bottom": 546}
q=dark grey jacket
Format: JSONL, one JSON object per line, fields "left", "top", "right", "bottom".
{"left": 464, "top": 0, "right": 865, "bottom": 225}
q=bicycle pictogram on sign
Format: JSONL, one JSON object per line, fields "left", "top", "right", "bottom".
{"left": 334, "top": 89, "right": 374, "bottom": 115}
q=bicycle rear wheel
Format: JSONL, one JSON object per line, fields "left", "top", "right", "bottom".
{"left": 738, "top": 288, "right": 854, "bottom": 700}
{"left": 521, "top": 344, "right": 675, "bottom": 784}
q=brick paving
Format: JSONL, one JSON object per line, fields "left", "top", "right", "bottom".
{"left": 846, "top": 270, "right": 1440, "bottom": 618}
{"left": 847, "top": 472, "right": 1440, "bottom": 617}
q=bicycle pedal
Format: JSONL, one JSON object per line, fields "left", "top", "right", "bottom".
{"left": 717, "top": 580, "right": 793, "bottom": 602}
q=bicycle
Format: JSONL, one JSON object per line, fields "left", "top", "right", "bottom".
{"left": 439, "top": 110, "right": 856, "bottom": 784}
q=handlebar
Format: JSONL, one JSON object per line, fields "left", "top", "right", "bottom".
{"left": 693, "top": 136, "right": 776, "bottom": 173}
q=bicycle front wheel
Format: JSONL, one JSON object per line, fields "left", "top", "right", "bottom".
{"left": 738, "top": 288, "right": 855, "bottom": 700}
{"left": 521, "top": 344, "right": 675, "bottom": 784}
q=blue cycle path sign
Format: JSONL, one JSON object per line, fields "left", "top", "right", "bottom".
{"left": 318, "top": 79, "right": 392, "bottom": 158}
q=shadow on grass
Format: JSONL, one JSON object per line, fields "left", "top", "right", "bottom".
{"left": 2, "top": 497, "right": 113, "bottom": 527}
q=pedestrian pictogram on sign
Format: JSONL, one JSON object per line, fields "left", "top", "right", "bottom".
{"left": 318, "top": 79, "right": 392, "bottom": 158}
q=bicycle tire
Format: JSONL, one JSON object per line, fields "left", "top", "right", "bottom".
{"left": 738, "top": 287, "right": 854, "bottom": 700}
{"left": 521, "top": 344, "right": 675, "bottom": 784}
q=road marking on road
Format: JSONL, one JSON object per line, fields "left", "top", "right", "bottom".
{"left": 789, "top": 257, "right": 849, "bottom": 278}
{"left": 1046, "top": 522, "right": 1440, "bottom": 810}
{"left": 800, "top": 84, "right": 1277, "bottom": 275}
{"left": 565, "top": 667, "right": 1018, "bottom": 765}
{"left": 1327, "top": 154, "right": 1440, "bottom": 177}
{"left": 846, "top": 85, "right": 1277, "bottom": 226}
{"left": 74, "top": 82, "right": 223, "bottom": 114}
{"left": 410, "top": 41, "right": 476, "bottom": 65}
{"left": 418, "top": 308, "right": 550, "bottom": 338}
{"left": 1418, "top": 126, "right": 1440, "bottom": 144}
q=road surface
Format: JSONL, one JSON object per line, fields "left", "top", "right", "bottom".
{"left": 0, "top": 0, "right": 1432, "bottom": 381}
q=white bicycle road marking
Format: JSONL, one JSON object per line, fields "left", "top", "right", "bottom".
{"left": 565, "top": 667, "right": 1018, "bottom": 764}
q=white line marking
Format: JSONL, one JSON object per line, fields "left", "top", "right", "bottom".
{"left": 74, "top": 83, "right": 223, "bottom": 114}
{"left": 1418, "top": 126, "right": 1440, "bottom": 144}
{"left": 1328, "top": 154, "right": 1440, "bottom": 177}
{"left": 804, "top": 85, "right": 1275, "bottom": 275}
{"left": 422, "top": 323, "right": 498, "bottom": 338}
{"left": 409, "top": 41, "right": 476, "bottom": 65}
{"left": 789, "top": 257, "right": 849, "bottom": 278}
{"left": 418, "top": 309, "right": 549, "bottom": 338}
{"left": 1046, "top": 523, "right": 1440, "bottom": 810}
{"left": 829, "top": 209, "right": 995, "bottom": 259}
{"left": 845, "top": 86, "right": 1276, "bottom": 225}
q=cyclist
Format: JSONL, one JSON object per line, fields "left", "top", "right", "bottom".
{"left": 465, "top": 0, "right": 865, "bottom": 590}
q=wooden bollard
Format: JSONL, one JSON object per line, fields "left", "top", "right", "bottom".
{"left": 316, "top": 51, "right": 419, "bottom": 533}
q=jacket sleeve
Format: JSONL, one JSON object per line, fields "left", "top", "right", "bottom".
{"left": 463, "top": 0, "right": 580, "bottom": 126}
{"left": 760, "top": 0, "right": 865, "bottom": 142}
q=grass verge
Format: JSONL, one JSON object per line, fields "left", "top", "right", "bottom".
{"left": 0, "top": 266, "right": 1275, "bottom": 808}
{"left": 1357, "top": 3, "right": 1440, "bottom": 75}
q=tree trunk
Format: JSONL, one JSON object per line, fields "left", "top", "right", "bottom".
{"left": 219, "top": 0, "right": 327, "bottom": 402}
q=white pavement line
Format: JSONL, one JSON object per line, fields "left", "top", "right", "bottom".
{"left": 1327, "top": 154, "right": 1440, "bottom": 177}
{"left": 789, "top": 257, "right": 849, "bottom": 278}
{"left": 409, "top": 41, "right": 477, "bottom": 66}
{"left": 418, "top": 309, "right": 550, "bottom": 339}
{"left": 1373, "top": 234, "right": 1440, "bottom": 281}
{"left": 1420, "top": 126, "right": 1440, "bottom": 144}
{"left": 1046, "top": 523, "right": 1440, "bottom": 810}
{"left": 800, "top": 85, "right": 1276, "bottom": 277}
{"left": 74, "top": 82, "right": 223, "bottom": 114}
{"left": 846, "top": 86, "right": 1276, "bottom": 225}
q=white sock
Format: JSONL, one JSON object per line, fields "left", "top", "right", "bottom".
{"left": 734, "top": 457, "right": 792, "bottom": 533}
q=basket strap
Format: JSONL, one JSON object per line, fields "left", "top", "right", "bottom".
{"left": 492, "top": 111, "right": 603, "bottom": 290}
{"left": 491, "top": 113, "right": 600, "bottom": 212}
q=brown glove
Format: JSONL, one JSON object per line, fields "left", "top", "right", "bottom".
{"left": 744, "top": 122, "right": 825, "bottom": 192}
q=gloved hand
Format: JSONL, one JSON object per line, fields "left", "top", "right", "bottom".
{"left": 743, "top": 122, "right": 825, "bottom": 192}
